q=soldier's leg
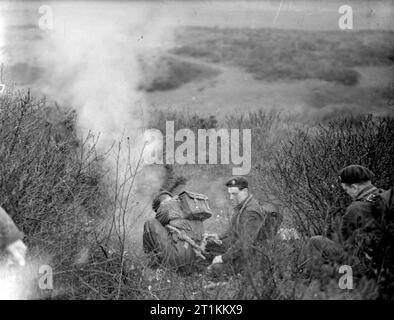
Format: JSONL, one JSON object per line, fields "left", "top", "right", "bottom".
{"left": 309, "top": 236, "right": 344, "bottom": 261}
{"left": 171, "top": 241, "right": 197, "bottom": 272}
{"left": 143, "top": 219, "right": 177, "bottom": 266}
{"left": 207, "top": 239, "right": 239, "bottom": 277}
{"left": 297, "top": 235, "right": 344, "bottom": 273}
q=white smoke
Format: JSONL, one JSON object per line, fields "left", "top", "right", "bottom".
{"left": 31, "top": 2, "right": 176, "bottom": 247}
{"left": 0, "top": 259, "right": 46, "bottom": 300}
{"left": 0, "top": 266, "right": 23, "bottom": 300}
{"left": 0, "top": 4, "right": 8, "bottom": 77}
{"left": 36, "top": 2, "right": 174, "bottom": 148}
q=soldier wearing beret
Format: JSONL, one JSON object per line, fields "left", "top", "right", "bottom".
{"left": 207, "top": 177, "right": 267, "bottom": 274}
{"left": 0, "top": 206, "right": 27, "bottom": 267}
{"left": 337, "top": 165, "right": 385, "bottom": 247}
{"left": 299, "top": 165, "right": 385, "bottom": 274}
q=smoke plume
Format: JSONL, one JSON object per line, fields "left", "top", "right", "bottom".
{"left": 32, "top": 2, "right": 175, "bottom": 247}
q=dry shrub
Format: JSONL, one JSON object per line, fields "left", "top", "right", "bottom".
{"left": 0, "top": 89, "right": 107, "bottom": 266}
{"left": 259, "top": 115, "right": 394, "bottom": 236}
{"left": 0, "top": 88, "right": 144, "bottom": 299}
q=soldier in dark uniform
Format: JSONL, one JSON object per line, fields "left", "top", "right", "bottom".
{"left": 0, "top": 206, "right": 27, "bottom": 267}
{"left": 207, "top": 177, "right": 267, "bottom": 275}
{"left": 299, "top": 165, "right": 385, "bottom": 275}
{"left": 338, "top": 165, "right": 384, "bottom": 248}
{"left": 143, "top": 191, "right": 205, "bottom": 270}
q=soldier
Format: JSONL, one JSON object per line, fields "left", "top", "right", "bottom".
{"left": 298, "top": 165, "right": 385, "bottom": 275}
{"left": 338, "top": 165, "right": 384, "bottom": 246}
{"left": 0, "top": 206, "right": 27, "bottom": 267}
{"left": 143, "top": 191, "right": 205, "bottom": 270}
{"left": 207, "top": 177, "right": 267, "bottom": 275}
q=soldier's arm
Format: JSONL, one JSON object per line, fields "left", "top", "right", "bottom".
{"left": 155, "top": 200, "right": 185, "bottom": 226}
{"left": 155, "top": 203, "right": 174, "bottom": 226}
{"left": 0, "top": 206, "right": 24, "bottom": 250}
{"left": 341, "top": 204, "right": 362, "bottom": 243}
{"left": 221, "top": 210, "right": 264, "bottom": 263}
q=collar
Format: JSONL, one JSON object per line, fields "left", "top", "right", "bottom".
{"left": 235, "top": 194, "right": 253, "bottom": 212}
{"left": 355, "top": 185, "right": 378, "bottom": 201}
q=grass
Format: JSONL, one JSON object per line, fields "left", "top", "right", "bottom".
{"left": 171, "top": 27, "right": 394, "bottom": 85}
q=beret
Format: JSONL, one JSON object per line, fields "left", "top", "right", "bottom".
{"left": 225, "top": 176, "right": 248, "bottom": 189}
{"left": 152, "top": 190, "right": 173, "bottom": 212}
{"left": 338, "top": 165, "right": 374, "bottom": 184}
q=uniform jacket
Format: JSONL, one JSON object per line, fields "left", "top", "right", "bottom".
{"left": 327, "top": 185, "right": 384, "bottom": 248}
{"left": 341, "top": 185, "right": 385, "bottom": 247}
{"left": 219, "top": 195, "right": 266, "bottom": 263}
{"left": 156, "top": 199, "right": 204, "bottom": 243}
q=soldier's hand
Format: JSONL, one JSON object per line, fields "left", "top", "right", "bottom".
{"left": 207, "top": 255, "right": 223, "bottom": 272}
{"left": 203, "top": 233, "right": 221, "bottom": 244}
{"left": 6, "top": 239, "right": 27, "bottom": 267}
{"left": 212, "top": 255, "right": 223, "bottom": 265}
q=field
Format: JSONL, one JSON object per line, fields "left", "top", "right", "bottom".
{"left": 144, "top": 27, "right": 394, "bottom": 120}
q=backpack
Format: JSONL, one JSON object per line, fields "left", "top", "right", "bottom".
{"left": 178, "top": 191, "right": 212, "bottom": 221}
{"left": 370, "top": 188, "right": 394, "bottom": 229}
{"left": 365, "top": 188, "right": 394, "bottom": 280}
{"left": 259, "top": 202, "right": 283, "bottom": 240}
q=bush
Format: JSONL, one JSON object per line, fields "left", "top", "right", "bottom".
{"left": 0, "top": 89, "right": 225, "bottom": 299}
{"left": 138, "top": 56, "right": 220, "bottom": 92}
{"left": 0, "top": 89, "right": 106, "bottom": 259}
{"left": 149, "top": 109, "right": 218, "bottom": 132}
{"left": 317, "top": 68, "right": 360, "bottom": 86}
{"left": 233, "top": 238, "right": 380, "bottom": 300}
{"left": 0, "top": 88, "right": 147, "bottom": 299}
{"left": 253, "top": 115, "right": 394, "bottom": 236}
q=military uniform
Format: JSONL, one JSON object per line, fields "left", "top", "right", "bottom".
{"left": 341, "top": 185, "right": 384, "bottom": 250}
{"left": 143, "top": 196, "right": 204, "bottom": 269}
{"left": 299, "top": 165, "right": 384, "bottom": 274}
{"left": 207, "top": 193, "right": 266, "bottom": 274}
{"left": 220, "top": 195, "right": 266, "bottom": 263}
{"left": 0, "top": 206, "right": 23, "bottom": 252}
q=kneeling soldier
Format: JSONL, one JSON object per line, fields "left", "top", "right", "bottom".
{"left": 207, "top": 177, "right": 268, "bottom": 275}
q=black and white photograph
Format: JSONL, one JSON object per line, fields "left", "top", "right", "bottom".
{"left": 0, "top": 0, "right": 393, "bottom": 303}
